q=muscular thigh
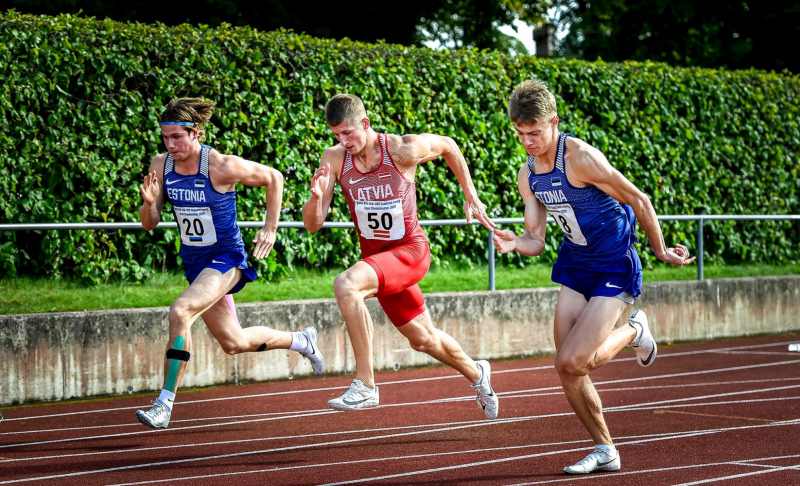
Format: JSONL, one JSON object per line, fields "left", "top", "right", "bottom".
{"left": 174, "top": 267, "right": 241, "bottom": 318}
{"left": 557, "top": 291, "right": 628, "bottom": 362}
{"left": 364, "top": 240, "right": 430, "bottom": 296}
{"left": 200, "top": 296, "right": 246, "bottom": 345}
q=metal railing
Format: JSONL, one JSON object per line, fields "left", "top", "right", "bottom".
{"left": 2, "top": 215, "right": 799, "bottom": 289}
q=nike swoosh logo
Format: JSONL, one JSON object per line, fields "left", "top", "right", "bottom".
{"left": 605, "top": 282, "right": 622, "bottom": 288}
{"left": 642, "top": 349, "right": 655, "bottom": 366}
{"left": 342, "top": 398, "right": 370, "bottom": 406}
{"left": 211, "top": 260, "right": 224, "bottom": 264}
{"left": 165, "top": 179, "right": 180, "bottom": 185}
{"left": 349, "top": 177, "right": 366, "bottom": 184}
{"left": 597, "top": 459, "right": 616, "bottom": 466}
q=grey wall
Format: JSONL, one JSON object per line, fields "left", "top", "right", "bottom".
{"left": 1, "top": 276, "right": 798, "bottom": 406}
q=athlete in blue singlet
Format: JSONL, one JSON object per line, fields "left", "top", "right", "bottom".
{"left": 135, "top": 98, "right": 323, "bottom": 429}
{"left": 493, "top": 80, "right": 695, "bottom": 474}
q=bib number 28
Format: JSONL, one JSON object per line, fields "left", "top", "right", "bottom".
{"left": 548, "top": 203, "right": 587, "bottom": 246}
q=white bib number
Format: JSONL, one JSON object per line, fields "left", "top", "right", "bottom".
{"left": 175, "top": 206, "right": 217, "bottom": 247}
{"left": 547, "top": 203, "right": 587, "bottom": 246}
{"left": 355, "top": 199, "right": 405, "bottom": 240}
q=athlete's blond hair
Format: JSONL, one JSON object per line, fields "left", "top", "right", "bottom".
{"left": 325, "top": 94, "right": 367, "bottom": 126}
{"left": 508, "top": 80, "right": 557, "bottom": 125}
{"left": 161, "top": 98, "right": 215, "bottom": 142}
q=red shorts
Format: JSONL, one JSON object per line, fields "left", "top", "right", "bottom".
{"left": 363, "top": 239, "right": 431, "bottom": 327}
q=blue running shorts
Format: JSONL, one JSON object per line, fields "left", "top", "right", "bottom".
{"left": 184, "top": 248, "right": 257, "bottom": 295}
{"left": 551, "top": 245, "right": 643, "bottom": 302}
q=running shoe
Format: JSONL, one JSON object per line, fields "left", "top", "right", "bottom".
{"left": 471, "top": 360, "right": 499, "bottom": 419}
{"left": 629, "top": 309, "right": 657, "bottom": 367}
{"left": 564, "top": 448, "right": 621, "bottom": 474}
{"left": 300, "top": 327, "right": 324, "bottom": 375}
{"left": 328, "top": 379, "right": 379, "bottom": 411}
{"left": 135, "top": 400, "right": 171, "bottom": 428}
{"left": 0, "top": 410, "right": 3, "bottom": 422}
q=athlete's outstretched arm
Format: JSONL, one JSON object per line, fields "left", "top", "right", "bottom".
{"left": 302, "top": 149, "right": 339, "bottom": 233}
{"left": 569, "top": 141, "right": 695, "bottom": 267}
{"left": 214, "top": 154, "right": 284, "bottom": 259}
{"left": 406, "top": 133, "right": 495, "bottom": 231}
{"left": 493, "top": 164, "right": 547, "bottom": 257}
{"left": 139, "top": 156, "right": 166, "bottom": 231}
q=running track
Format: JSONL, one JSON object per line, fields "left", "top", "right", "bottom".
{"left": 1, "top": 333, "right": 799, "bottom": 485}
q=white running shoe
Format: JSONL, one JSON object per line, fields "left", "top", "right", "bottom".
{"left": 629, "top": 309, "right": 657, "bottom": 367}
{"left": 135, "top": 400, "right": 171, "bottom": 429}
{"left": 300, "top": 327, "right": 324, "bottom": 375}
{"left": 327, "top": 379, "right": 379, "bottom": 411}
{"left": 471, "top": 360, "right": 499, "bottom": 419}
{"left": 564, "top": 448, "right": 621, "bottom": 474}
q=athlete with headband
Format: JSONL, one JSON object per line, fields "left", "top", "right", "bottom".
{"left": 136, "top": 98, "right": 323, "bottom": 429}
{"left": 302, "top": 94, "right": 499, "bottom": 418}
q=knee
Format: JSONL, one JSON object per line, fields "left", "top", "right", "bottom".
{"left": 168, "top": 300, "right": 193, "bottom": 332}
{"left": 218, "top": 340, "right": 248, "bottom": 355}
{"left": 333, "top": 271, "right": 361, "bottom": 301}
{"left": 554, "top": 353, "right": 590, "bottom": 377}
{"left": 406, "top": 330, "right": 437, "bottom": 354}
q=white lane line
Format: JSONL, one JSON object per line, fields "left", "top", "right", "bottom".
{"left": 11, "top": 420, "right": 799, "bottom": 486}
{"left": 0, "top": 409, "right": 338, "bottom": 450}
{"left": 7, "top": 376, "right": 798, "bottom": 438}
{"left": 504, "top": 455, "right": 800, "bottom": 485}
{"left": 0, "top": 415, "right": 537, "bottom": 484}
{"left": 2, "top": 395, "right": 798, "bottom": 484}
{"left": 3, "top": 361, "right": 798, "bottom": 448}
{"left": 0, "top": 408, "right": 328, "bottom": 436}
{"left": 609, "top": 383, "right": 800, "bottom": 409}
{"left": 0, "top": 416, "right": 537, "bottom": 466}
{"left": 318, "top": 421, "right": 800, "bottom": 486}
{"left": 4, "top": 340, "right": 793, "bottom": 423}
{"left": 104, "top": 442, "right": 800, "bottom": 486}
{"left": 671, "top": 463, "right": 800, "bottom": 485}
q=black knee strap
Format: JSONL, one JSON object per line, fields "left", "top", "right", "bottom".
{"left": 166, "top": 348, "right": 191, "bottom": 361}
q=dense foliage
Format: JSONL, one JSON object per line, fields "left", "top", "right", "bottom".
{"left": 1, "top": 12, "right": 798, "bottom": 283}
{"left": 551, "top": 0, "right": 800, "bottom": 74}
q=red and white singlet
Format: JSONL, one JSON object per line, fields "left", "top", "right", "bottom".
{"left": 339, "top": 133, "right": 427, "bottom": 257}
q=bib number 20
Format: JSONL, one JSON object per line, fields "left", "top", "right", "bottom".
{"left": 174, "top": 206, "right": 218, "bottom": 247}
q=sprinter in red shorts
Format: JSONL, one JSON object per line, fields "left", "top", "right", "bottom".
{"left": 302, "top": 94, "right": 499, "bottom": 418}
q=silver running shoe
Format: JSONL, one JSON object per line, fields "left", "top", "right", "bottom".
{"left": 300, "top": 327, "right": 324, "bottom": 375}
{"left": 564, "top": 448, "right": 621, "bottom": 474}
{"left": 135, "top": 400, "right": 171, "bottom": 429}
{"left": 629, "top": 309, "right": 657, "bottom": 367}
{"left": 0, "top": 410, "right": 3, "bottom": 422}
{"left": 471, "top": 360, "right": 499, "bottom": 419}
{"left": 328, "top": 379, "right": 379, "bottom": 411}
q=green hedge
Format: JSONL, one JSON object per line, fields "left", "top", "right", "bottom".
{"left": 1, "top": 11, "right": 798, "bottom": 283}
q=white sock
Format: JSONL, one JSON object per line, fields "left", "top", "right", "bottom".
{"left": 594, "top": 444, "right": 616, "bottom": 456}
{"left": 289, "top": 331, "right": 309, "bottom": 353}
{"left": 472, "top": 362, "right": 484, "bottom": 386}
{"left": 158, "top": 389, "right": 176, "bottom": 411}
{"left": 630, "top": 322, "right": 642, "bottom": 345}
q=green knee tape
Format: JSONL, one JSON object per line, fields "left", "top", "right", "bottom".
{"left": 165, "top": 335, "right": 187, "bottom": 392}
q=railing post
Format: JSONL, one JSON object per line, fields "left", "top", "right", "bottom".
{"left": 488, "top": 230, "right": 496, "bottom": 291}
{"left": 697, "top": 217, "right": 704, "bottom": 280}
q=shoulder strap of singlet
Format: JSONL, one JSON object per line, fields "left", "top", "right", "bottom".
{"left": 200, "top": 145, "right": 210, "bottom": 178}
{"left": 378, "top": 133, "right": 394, "bottom": 169}
{"left": 554, "top": 133, "right": 568, "bottom": 174}
{"left": 526, "top": 155, "right": 534, "bottom": 178}
{"left": 164, "top": 152, "right": 174, "bottom": 175}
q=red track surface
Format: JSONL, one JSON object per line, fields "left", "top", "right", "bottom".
{"left": 1, "top": 333, "right": 799, "bottom": 485}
